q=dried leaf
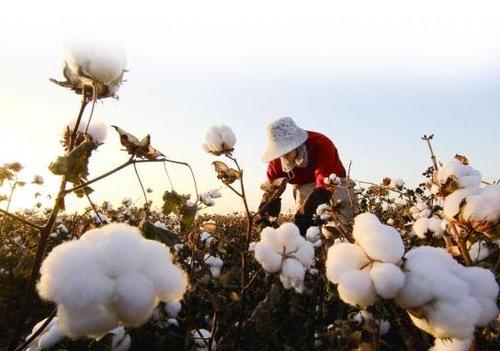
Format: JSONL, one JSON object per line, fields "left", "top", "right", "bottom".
{"left": 112, "top": 126, "right": 164, "bottom": 160}
{"left": 212, "top": 161, "right": 241, "bottom": 185}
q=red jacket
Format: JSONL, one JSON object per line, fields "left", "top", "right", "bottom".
{"left": 266, "top": 131, "right": 346, "bottom": 187}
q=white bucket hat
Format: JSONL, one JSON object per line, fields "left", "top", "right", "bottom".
{"left": 262, "top": 117, "right": 308, "bottom": 162}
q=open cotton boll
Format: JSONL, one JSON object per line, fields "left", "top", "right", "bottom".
{"left": 106, "top": 326, "right": 131, "bottom": 351}
{"left": 204, "top": 254, "right": 223, "bottom": 278}
{"left": 443, "top": 188, "right": 481, "bottom": 219}
{"left": 305, "top": 226, "right": 321, "bottom": 243}
{"left": 281, "top": 259, "right": 306, "bottom": 281}
{"left": 294, "top": 241, "right": 315, "bottom": 267}
{"left": 65, "top": 117, "right": 108, "bottom": 143}
{"left": 436, "top": 159, "right": 481, "bottom": 190}
{"left": 369, "top": 262, "right": 405, "bottom": 299}
{"left": 147, "top": 261, "right": 188, "bottom": 302}
{"left": 429, "top": 338, "right": 472, "bottom": 351}
{"left": 353, "top": 214, "right": 404, "bottom": 263}
{"left": 37, "top": 241, "right": 115, "bottom": 310}
{"left": 461, "top": 184, "right": 500, "bottom": 223}
{"left": 276, "top": 222, "right": 302, "bottom": 253}
{"left": 192, "top": 329, "right": 215, "bottom": 351}
{"left": 468, "top": 241, "right": 492, "bottom": 263}
{"left": 412, "top": 296, "right": 481, "bottom": 339}
{"left": 413, "top": 218, "right": 444, "bottom": 239}
{"left": 390, "top": 178, "right": 405, "bottom": 189}
{"left": 325, "top": 242, "right": 370, "bottom": 284}
{"left": 457, "top": 267, "right": 499, "bottom": 325}
{"left": 111, "top": 273, "right": 157, "bottom": 327}
{"left": 219, "top": 125, "right": 236, "bottom": 149}
{"left": 410, "top": 202, "right": 431, "bottom": 220}
{"left": 57, "top": 304, "right": 119, "bottom": 339}
{"left": 165, "top": 301, "right": 182, "bottom": 319}
{"left": 254, "top": 242, "right": 282, "bottom": 273}
{"left": 259, "top": 226, "right": 281, "bottom": 250}
{"left": 64, "top": 39, "right": 126, "bottom": 85}
{"left": 337, "top": 270, "right": 377, "bottom": 308}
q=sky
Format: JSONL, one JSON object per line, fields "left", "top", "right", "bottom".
{"left": 0, "top": 0, "right": 499, "bottom": 214}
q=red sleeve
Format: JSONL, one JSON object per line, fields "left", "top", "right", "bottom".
{"left": 266, "top": 159, "right": 286, "bottom": 182}
{"left": 312, "top": 135, "right": 346, "bottom": 187}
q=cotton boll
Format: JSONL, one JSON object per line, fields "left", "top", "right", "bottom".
{"left": 149, "top": 262, "right": 188, "bottom": 302}
{"left": 85, "top": 223, "right": 147, "bottom": 276}
{"left": 219, "top": 125, "right": 236, "bottom": 149}
{"left": 337, "top": 270, "right": 377, "bottom": 308}
{"left": 369, "top": 262, "right": 405, "bottom": 299}
{"left": 353, "top": 216, "right": 404, "bottom": 263}
{"left": 108, "top": 327, "right": 131, "bottom": 351}
{"left": 276, "top": 222, "right": 301, "bottom": 253}
{"left": 461, "top": 184, "right": 500, "bottom": 223}
{"left": 306, "top": 226, "right": 321, "bottom": 243}
{"left": 468, "top": 241, "right": 492, "bottom": 263}
{"left": 37, "top": 241, "right": 115, "bottom": 310}
{"left": 429, "top": 338, "right": 472, "bottom": 351}
{"left": 458, "top": 267, "right": 499, "bottom": 325}
{"left": 27, "top": 318, "right": 64, "bottom": 350}
{"left": 111, "top": 274, "right": 157, "bottom": 326}
{"left": 325, "top": 242, "right": 370, "bottom": 284}
{"left": 254, "top": 242, "right": 282, "bottom": 273}
{"left": 436, "top": 159, "right": 481, "bottom": 190}
{"left": 295, "top": 241, "right": 315, "bottom": 267}
{"left": 165, "top": 301, "right": 182, "bottom": 319}
{"left": 66, "top": 117, "right": 108, "bottom": 143}
{"left": 281, "top": 258, "right": 306, "bottom": 281}
{"left": 260, "top": 226, "right": 281, "bottom": 251}
{"left": 413, "top": 218, "right": 444, "bottom": 239}
{"left": 57, "top": 304, "right": 119, "bottom": 339}
{"left": 443, "top": 188, "right": 481, "bottom": 220}
{"left": 64, "top": 39, "right": 126, "bottom": 85}
{"left": 204, "top": 254, "right": 223, "bottom": 278}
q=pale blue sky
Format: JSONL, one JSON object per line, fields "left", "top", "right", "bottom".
{"left": 1, "top": 0, "right": 499, "bottom": 213}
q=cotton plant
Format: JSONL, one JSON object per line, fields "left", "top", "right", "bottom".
{"left": 202, "top": 125, "right": 236, "bottom": 156}
{"left": 395, "top": 246, "right": 499, "bottom": 341}
{"left": 326, "top": 213, "right": 405, "bottom": 307}
{"left": 37, "top": 223, "right": 188, "bottom": 338}
{"left": 254, "top": 223, "right": 315, "bottom": 293}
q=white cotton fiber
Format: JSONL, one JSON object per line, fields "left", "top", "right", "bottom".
{"left": 165, "top": 301, "right": 182, "bottom": 318}
{"left": 281, "top": 259, "right": 306, "bottom": 281}
{"left": 204, "top": 254, "right": 224, "bottom": 278}
{"left": 413, "top": 217, "right": 444, "bottom": 239}
{"left": 369, "top": 262, "right": 405, "bottom": 299}
{"left": 37, "top": 223, "right": 188, "bottom": 338}
{"left": 443, "top": 188, "right": 481, "bottom": 220}
{"left": 353, "top": 213, "right": 404, "bottom": 263}
{"left": 436, "top": 159, "right": 481, "bottom": 190}
{"left": 254, "top": 242, "right": 282, "bottom": 273}
{"left": 202, "top": 125, "right": 236, "bottom": 154}
{"left": 337, "top": 270, "right": 377, "bottom": 308}
{"left": 57, "top": 304, "right": 119, "bottom": 338}
{"left": 306, "top": 226, "right": 321, "bottom": 243}
{"left": 27, "top": 317, "right": 64, "bottom": 351}
{"left": 64, "top": 39, "right": 126, "bottom": 85}
{"left": 37, "top": 241, "right": 115, "bottom": 310}
{"left": 294, "top": 241, "right": 315, "bottom": 267}
{"left": 429, "top": 338, "right": 472, "bottom": 351}
{"left": 111, "top": 273, "right": 157, "bottom": 326}
{"left": 276, "top": 222, "right": 302, "bottom": 253}
{"left": 325, "top": 242, "right": 369, "bottom": 284}
{"left": 461, "top": 184, "right": 500, "bottom": 223}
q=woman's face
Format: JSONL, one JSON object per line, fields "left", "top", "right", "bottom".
{"left": 282, "top": 149, "right": 298, "bottom": 163}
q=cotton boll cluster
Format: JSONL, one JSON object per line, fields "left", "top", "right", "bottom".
{"left": 395, "top": 246, "right": 499, "bottom": 340}
{"left": 204, "top": 254, "right": 223, "bottom": 278}
{"left": 305, "top": 226, "right": 322, "bottom": 248}
{"left": 412, "top": 217, "right": 444, "bottom": 239}
{"left": 37, "top": 223, "right": 188, "bottom": 338}
{"left": 198, "top": 189, "right": 222, "bottom": 207}
{"left": 254, "top": 223, "right": 315, "bottom": 293}
{"left": 26, "top": 317, "right": 64, "bottom": 351}
{"left": 409, "top": 202, "right": 431, "bottom": 220}
{"left": 202, "top": 125, "right": 236, "bottom": 155}
{"left": 191, "top": 329, "right": 215, "bottom": 350}
{"left": 326, "top": 213, "right": 405, "bottom": 307}
{"left": 65, "top": 41, "right": 127, "bottom": 86}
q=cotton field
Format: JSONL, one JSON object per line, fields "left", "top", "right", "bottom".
{"left": 0, "top": 41, "right": 499, "bottom": 351}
